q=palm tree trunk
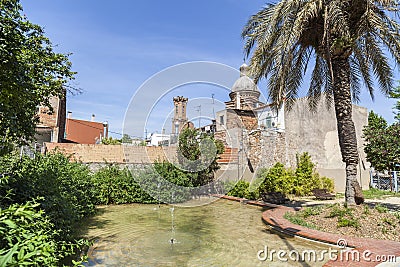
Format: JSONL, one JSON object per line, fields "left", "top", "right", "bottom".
{"left": 331, "top": 57, "right": 364, "bottom": 205}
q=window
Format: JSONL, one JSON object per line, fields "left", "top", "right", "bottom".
{"left": 265, "top": 117, "right": 272, "bottom": 128}
{"left": 175, "top": 105, "right": 178, "bottom": 114}
{"left": 220, "top": 115, "right": 224, "bottom": 125}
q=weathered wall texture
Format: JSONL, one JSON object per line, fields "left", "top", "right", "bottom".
{"left": 45, "top": 143, "right": 178, "bottom": 164}
{"left": 36, "top": 96, "right": 66, "bottom": 143}
{"left": 283, "top": 99, "right": 369, "bottom": 191}
{"left": 45, "top": 143, "right": 237, "bottom": 165}
{"left": 217, "top": 98, "right": 370, "bottom": 192}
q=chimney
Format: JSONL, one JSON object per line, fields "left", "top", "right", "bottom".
{"left": 103, "top": 121, "right": 109, "bottom": 138}
{"left": 67, "top": 111, "right": 72, "bottom": 119}
{"left": 91, "top": 114, "right": 95, "bottom": 122}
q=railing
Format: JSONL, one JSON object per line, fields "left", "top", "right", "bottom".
{"left": 370, "top": 170, "right": 400, "bottom": 193}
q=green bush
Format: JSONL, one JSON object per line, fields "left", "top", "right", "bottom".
{"left": 320, "top": 176, "right": 335, "bottom": 193}
{"left": 226, "top": 180, "right": 260, "bottom": 200}
{"left": 256, "top": 152, "right": 335, "bottom": 196}
{"left": 0, "top": 152, "right": 96, "bottom": 240}
{"left": 257, "top": 163, "right": 296, "bottom": 195}
{"left": 284, "top": 212, "right": 318, "bottom": 229}
{"left": 375, "top": 204, "right": 389, "bottom": 213}
{"left": 302, "top": 206, "right": 322, "bottom": 218}
{"left": 326, "top": 204, "right": 353, "bottom": 218}
{"left": 90, "top": 162, "right": 193, "bottom": 205}
{"left": 0, "top": 201, "right": 88, "bottom": 267}
{"left": 90, "top": 164, "right": 154, "bottom": 205}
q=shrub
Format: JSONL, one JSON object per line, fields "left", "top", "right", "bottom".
{"left": 284, "top": 211, "right": 318, "bottom": 229}
{"left": 256, "top": 152, "right": 335, "bottom": 197}
{"left": 337, "top": 218, "right": 360, "bottom": 228}
{"left": 226, "top": 180, "right": 260, "bottom": 200}
{"left": 0, "top": 152, "right": 96, "bottom": 240}
{"left": 90, "top": 162, "right": 193, "bottom": 205}
{"left": 320, "top": 176, "right": 335, "bottom": 193}
{"left": 90, "top": 164, "right": 154, "bottom": 205}
{"left": 302, "top": 206, "right": 322, "bottom": 218}
{"left": 326, "top": 204, "right": 353, "bottom": 218}
{"left": 257, "top": 163, "right": 296, "bottom": 195}
{"left": 0, "top": 201, "right": 88, "bottom": 267}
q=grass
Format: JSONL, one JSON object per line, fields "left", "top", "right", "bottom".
{"left": 325, "top": 204, "right": 353, "bottom": 218}
{"left": 302, "top": 206, "right": 322, "bottom": 218}
{"left": 284, "top": 211, "right": 318, "bottom": 230}
{"left": 337, "top": 217, "right": 360, "bottom": 228}
{"left": 362, "top": 188, "right": 399, "bottom": 199}
{"left": 375, "top": 204, "right": 389, "bottom": 213}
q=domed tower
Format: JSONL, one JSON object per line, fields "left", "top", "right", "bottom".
{"left": 228, "top": 63, "right": 260, "bottom": 110}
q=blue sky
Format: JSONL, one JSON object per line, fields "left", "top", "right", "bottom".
{"left": 21, "top": 1, "right": 398, "bottom": 138}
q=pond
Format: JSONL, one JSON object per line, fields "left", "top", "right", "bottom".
{"left": 82, "top": 198, "right": 329, "bottom": 266}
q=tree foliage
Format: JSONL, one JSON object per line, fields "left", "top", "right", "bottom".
{"left": 390, "top": 86, "right": 400, "bottom": 122}
{"left": 121, "top": 134, "right": 132, "bottom": 144}
{"left": 0, "top": 0, "right": 75, "bottom": 153}
{"left": 363, "top": 111, "right": 400, "bottom": 171}
{"left": 242, "top": 0, "right": 399, "bottom": 107}
{"left": 177, "top": 128, "right": 224, "bottom": 187}
{"left": 101, "top": 137, "right": 121, "bottom": 145}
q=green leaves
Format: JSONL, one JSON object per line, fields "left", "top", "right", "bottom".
{"left": 390, "top": 85, "right": 400, "bottom": 122}
{"left": 0, "top": 0, "right": 76, "bottom": 152}
{"left": 243, "top": 0, "right": 400, "bottom": 109}
{"left": 177, "top": 128, "right": 223, "bottom": 187}
{"left": 363, "top": 111, "right": 400, "bottom": 171}
{"left": 0, "top": 201, "right": 89, "bottom": 267}
{"left": 257, "top": 152, "right": 334, "bottom": 196}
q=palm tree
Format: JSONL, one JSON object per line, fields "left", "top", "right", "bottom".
{"left": 243, "top": 0, "right": 400, "bottom": 205}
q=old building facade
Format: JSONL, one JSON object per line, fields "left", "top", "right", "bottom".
{"left": 214, "top": 64, "right": 370, "bottom": 192}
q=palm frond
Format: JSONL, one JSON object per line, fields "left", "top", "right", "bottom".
{"left": 353, "top": 38, "right": 375, "bottom": 100}
{"left": 349, "top": 56, "right": 362, "bottom": 103}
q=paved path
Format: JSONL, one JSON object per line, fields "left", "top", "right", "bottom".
{"left": 285, "top": 196, "right": 400, "bottom": 209}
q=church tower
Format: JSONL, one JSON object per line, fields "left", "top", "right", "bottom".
{"left": 172, "top": 96, "right": 188, "bottom": 134}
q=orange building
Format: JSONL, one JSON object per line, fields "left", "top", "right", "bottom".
{"left": 64, "top": 115, "right": 108, "bottom": 144}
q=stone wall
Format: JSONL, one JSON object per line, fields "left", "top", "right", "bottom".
{"left": 283, "top": 99, "right": 369, "bottom": 191}
{"left": 214, "top": 98, "right": 370, "bottom": 192}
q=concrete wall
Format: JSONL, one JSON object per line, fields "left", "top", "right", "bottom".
{"left": 284, "top": 98, "right": 369, "bottom": 191}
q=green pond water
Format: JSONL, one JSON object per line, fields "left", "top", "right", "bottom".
{"left": 82, "top": 198, "right": 329, "bottom": 266}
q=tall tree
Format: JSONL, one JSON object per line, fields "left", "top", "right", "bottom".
{"left": 177, "top": 128, "right": 224, "bottom": 187}
{"left": 243, "top": 0, "right": 400, "bottom": 204}
{"left": 363, "top": 111, "right": 400, "bottom": 172}
{"left": 0, "top": 0, "right": 75, "bottom": 154}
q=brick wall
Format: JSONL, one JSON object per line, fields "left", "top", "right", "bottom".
{"left": 45, "top": 143, "right": 236, "bottom": 165}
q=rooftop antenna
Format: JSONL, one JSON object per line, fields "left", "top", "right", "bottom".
{"left": 211, "top": 94, "right": 215, "bottom": 119}
{"left": 195, "top": 105, "right": 201, "bottom": 128}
